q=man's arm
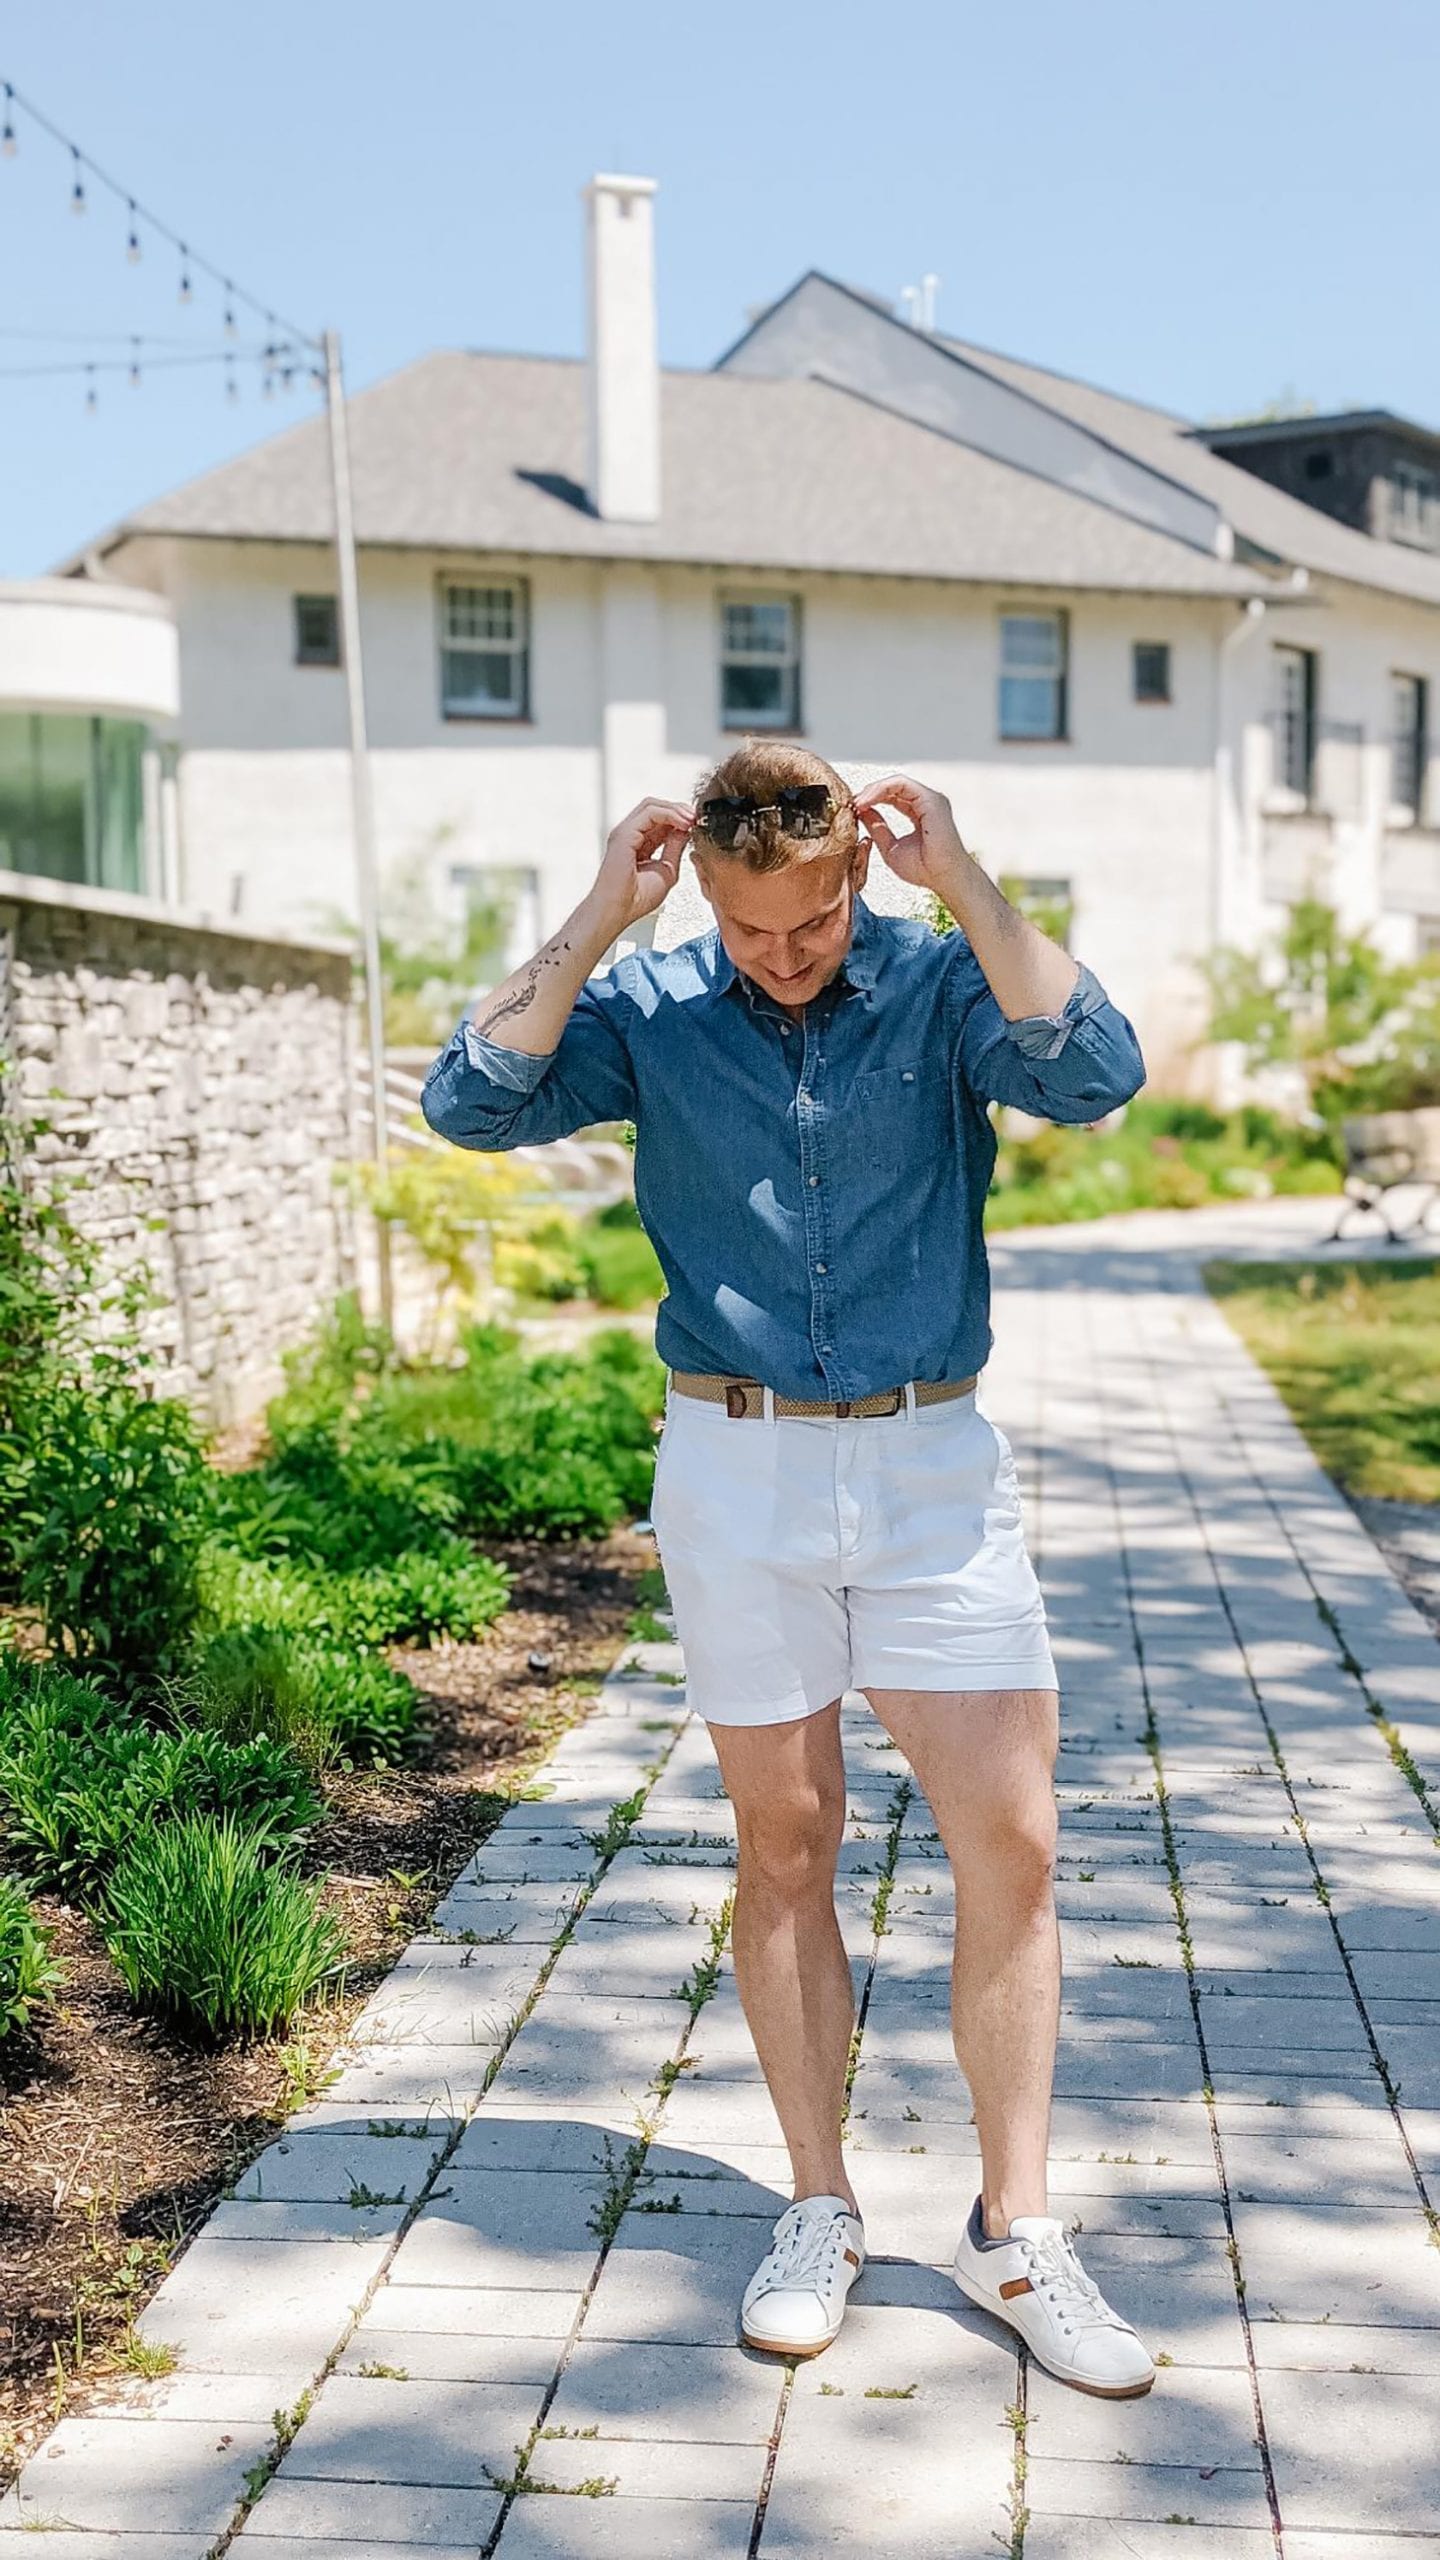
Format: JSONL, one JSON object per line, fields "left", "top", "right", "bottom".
{"left": 853, "top": 774, "right": 1145, "bottom": 1123}
{"left": 421, "top": 798, "right": 692, "bottom": 1151}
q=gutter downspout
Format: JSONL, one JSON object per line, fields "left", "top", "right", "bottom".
{"left": 1211, "top": 595, "right": 1267, "bottom": 957}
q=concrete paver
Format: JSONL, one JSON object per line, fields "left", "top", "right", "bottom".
{"left": 6, "top": 1201, "right": 1438, "bottom": 2550}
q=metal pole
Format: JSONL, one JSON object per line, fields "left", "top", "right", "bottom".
{"left": 322, "top": 326, "right": 393, "bottom": 1333}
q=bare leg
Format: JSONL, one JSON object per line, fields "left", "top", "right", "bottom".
{"left": 863, "top": 1685, "right": 1060, "bottom": 2235}
{"left": 705, "top": 1701, "right": 857, "bottom": 2211}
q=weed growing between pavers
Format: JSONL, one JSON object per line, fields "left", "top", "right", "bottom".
{"left": 1003, "top": 2388, "right": 1030, "bottom": 2559}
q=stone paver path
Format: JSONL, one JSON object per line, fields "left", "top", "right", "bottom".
{"left": 3, "top": 1200, "right": 1438, "bottom": 2558}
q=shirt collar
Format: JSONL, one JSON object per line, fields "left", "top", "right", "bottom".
{"left": 705, "top": 890, "right": 883, "bottom": 1009}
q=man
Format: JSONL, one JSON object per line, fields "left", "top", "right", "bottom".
{"left": 422, "top": 744, "right": 1155, "bottom": 2398}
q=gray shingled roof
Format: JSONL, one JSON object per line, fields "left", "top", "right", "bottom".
{"left": 945, "top": 337, "right": 1440, "bottom": 611}
{"left": 93, "top": 351, "right": 1260, "bottom": 598}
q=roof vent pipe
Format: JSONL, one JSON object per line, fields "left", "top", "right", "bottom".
{"left": 584, "top": 173, "right": 661, "bottom": 523}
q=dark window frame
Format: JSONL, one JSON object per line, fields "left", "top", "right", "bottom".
{"left": 1391, "top": 671, "right": 1429, "bottom": 819}
{"left": 293, "top": 594, "right": 341, "bottom": 668}
{"left": 718, "top": 591, "right": 803, "bottom": 734}
{"left": 1132, "top": 641, "right": 1172, "bottom": 704}
{"left": 1274, "top": 644, "right": 1319, "bottom": 801}
{"left": 438, "top": 576, "right": 532, "bottom": 723}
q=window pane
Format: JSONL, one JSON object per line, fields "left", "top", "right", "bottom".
{"left": 442, "top": 648, "right": 521, "bottom": 714}
{"left": 0, "top": 712, "right": 145, "bottom": 889}
{"left": 1392, "top": 674, "right": 1426, "bottom": 813}
{"left": 1133, "top": 642, "right": 1171, "bottom": 702}
{"left": 722, "top": 598, "right": 793, "bottom": 657}
{"left": 999, "top": 674, "right": 1061, "bottom": 740}
{"left": 722, "top": 660, "right": 795, "bottom": 726}
{"left": 93, "top": 720, "right": 145, "bottom": 893}
{"left": 445, "top": 584, "right": 519, "bottom": 644}
{"left": 1000, "top": 614, "right": 1062, "bottom": 672}
{"left": 1274, "top": 648, "right": 1314, "bottom": 795}
{"left": 294, "top": 595, "right": 340, "bottom": 665}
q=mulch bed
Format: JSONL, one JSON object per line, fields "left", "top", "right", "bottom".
{"left": 0, "top": 1522, "right": 652, "bottom": 2487}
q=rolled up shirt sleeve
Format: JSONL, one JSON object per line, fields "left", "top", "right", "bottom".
{"left": 952, "top": 951, "right": 1146, "bottom": 1123}
{"left": 421, "top": 971, "right": 639, "bottom": 1150}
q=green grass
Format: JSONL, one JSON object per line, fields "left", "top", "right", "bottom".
{"left": 1206, "top": 1257, "right": 1440, "bottom": 1504}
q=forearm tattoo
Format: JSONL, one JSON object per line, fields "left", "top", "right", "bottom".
{"left": 472, "top": 932, "right": 574, "bottom": 1038}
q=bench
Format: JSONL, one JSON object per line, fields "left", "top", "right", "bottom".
{"left": 1328, "top": 1106, "right": 1440, "bottom": 1244}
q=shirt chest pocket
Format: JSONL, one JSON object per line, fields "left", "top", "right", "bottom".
{"left": 833, "top": 1061, "right": 952, "bottom": 1166}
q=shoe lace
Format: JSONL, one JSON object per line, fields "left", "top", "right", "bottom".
{"left": 766, "top": 2202, "right": 852, "bottom": 2290}
{"left": 1022, "top": 2226, "right": 1122, "bottom": 2339}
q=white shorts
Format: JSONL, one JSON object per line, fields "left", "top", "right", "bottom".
{"left": 648, "top": 1378, "right": 1056, "bottom": 1729}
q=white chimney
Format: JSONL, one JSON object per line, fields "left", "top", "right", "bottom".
{"left": 584, "top": 174, "right": 661, "bottom": 523}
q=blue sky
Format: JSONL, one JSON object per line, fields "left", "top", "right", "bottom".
{"left": 3, "top": 0, "right": 1437, "bottom": 575}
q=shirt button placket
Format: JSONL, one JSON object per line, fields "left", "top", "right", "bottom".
{"left": 800, "top": 1015, "right": 835, "bottom": 1381}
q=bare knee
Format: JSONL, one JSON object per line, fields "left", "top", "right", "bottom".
{"left": 955, "top": 1791, "right": 1057, "bottom": 1916}
{"left": 737, "top": 1787, "right": 844, "bottom": 1902}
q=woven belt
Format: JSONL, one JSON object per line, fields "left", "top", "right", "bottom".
{"left": 669, "top": 1370, "right": 979, "bottom": 1420}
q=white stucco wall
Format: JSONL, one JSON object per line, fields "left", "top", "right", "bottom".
{"left": 0, "top": 576, "right": 179, "bottom": 722}
{"left": 108, "top": 533, "right": 1440, "bottom": 1087}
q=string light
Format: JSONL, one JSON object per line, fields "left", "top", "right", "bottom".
{"left": 85, "top": 362, "right": 97, "bottom": 412}
{"left": 222, "top": 286, "right": 237, "bottom": 338}
{"left": 129, "top": 336, "right": 142, "bottom": 387}
{"left": 0, "top": 74, "right": 318, "bottom": 351}
{"left": 225, "top": 352, "right": 238, "bottom": 402}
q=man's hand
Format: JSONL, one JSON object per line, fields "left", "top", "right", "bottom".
{"left": 593, "top": 798, "right": 695, "bottom": 931}
{"left": 854, "top": 770, "right": 1078, "bottom": 1022}
{"left": 851, "top": 775, "right": 969, "bottom": 896}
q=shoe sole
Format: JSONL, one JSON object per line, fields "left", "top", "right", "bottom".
{"left": 740, "top": 2324, "right": 840, "bottom": 2358}
{"left": 952, "top": 2263, "right": 1155, "bottom": 2398}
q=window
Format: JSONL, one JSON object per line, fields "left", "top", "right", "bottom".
{"left": 1273, "top": 644, "right": 1318, "bottom": 799}
{"left": 720, "top": 594, "right": 801, "bottom": 731}
{"left": 1133, "top": 641, "right": 1171, "bottom": 704}
{"left": 999, "top": 612, "right": 1068, "bottom": 740}
{"left": 1000, "top": 874, "right": 1074, "bottom": 949}
{"left": 440, "top": 580, "right": 529, "bottom": 719}
{"left": 1392, "top": 673, "right": 1428, "bottom": 818}
{"left": 294, "top": 594, "right": 340, "bottom": 666}
{"left": 1387, "top": 460, "right": 1440, "bottom": 548}
{"left": 1303, "top": 449, "right": 1334, "bottom": 482}
{"left": 0, "top": 713, "right": 147, "bottom": 894}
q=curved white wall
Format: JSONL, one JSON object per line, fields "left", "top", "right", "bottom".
{"left": 0, "top": 577, "right": 179, "bottom": 723}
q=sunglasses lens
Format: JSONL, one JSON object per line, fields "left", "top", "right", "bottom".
{"left": 777, "top": 786, "right": 832, "bottom": 837}
{"left": 699, "top": 797, "right": 748, "bottom": 848}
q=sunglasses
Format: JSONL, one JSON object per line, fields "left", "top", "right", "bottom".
{"left": 695, "top": 785, "right": 834, "bottom": 850}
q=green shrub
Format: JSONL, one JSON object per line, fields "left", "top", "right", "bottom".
{"left": 578, "top": 1209, "right": 665, "bottom": 1310}
{"left": 0, "top": 1873, "right": 65, "bottom": 2038}
{"left": 200, "top": 1537, "right": 509, "bottom": 1651}
{"left": 170, "top": 1624, "right": 426, "bottom": 1770}
{"left": 15, "top": 1377, "right": 213, "bottom": 1689}
{"left": 0, "top": 1655, "right": 318, "bottom": 1900}
{"left": 103, "top": 1812, "right": 346, "bottom": 2041}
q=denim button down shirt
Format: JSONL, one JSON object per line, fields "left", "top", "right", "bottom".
{"left": 421, "top": 895, "right": 1145, "bottom": 1400}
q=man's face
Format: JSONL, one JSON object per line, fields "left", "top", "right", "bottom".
{"left": 694, "top": 841, "right": 870, "bottom": 1015}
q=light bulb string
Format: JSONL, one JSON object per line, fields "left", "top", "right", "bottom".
{"left": 0, "top": 346, "right": 295, "bottom": 381}
{"left": 0, "top": 74, "right": 320, "bottom": 355}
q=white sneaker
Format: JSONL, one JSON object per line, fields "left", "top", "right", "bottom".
{"left": 740, "top": 2193, "right": 866, "bottom": 2357}
{"left": 953, "top": 2200, "right": 1156, "bottom": 2397}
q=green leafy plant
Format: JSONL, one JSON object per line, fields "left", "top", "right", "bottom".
{"left": 0, "top": 1873, "right": 66, "bottom": 2037}
{"left": 0, "top": 1655, "right": 318, "bottom": 1901}
{"left": 102, "top": 1811, "right": 346, "bottom": 2041}
{"left": 167, "top": 1625, "right": 424, "bottom": 1769}
{"left": 1204, "top": 897, "right": 1440, "bottom": 1116}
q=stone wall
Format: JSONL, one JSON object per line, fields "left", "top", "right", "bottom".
{"left": 0, "top": 869, "right": 358, "bottom": 1426}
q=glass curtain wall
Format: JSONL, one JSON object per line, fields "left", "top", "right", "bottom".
{"left": 0, "top": 713, "right": 149, "bottom": 893}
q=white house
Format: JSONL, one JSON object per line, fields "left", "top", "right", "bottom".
{"left": 0, "top": 577, "right": 181, "bottom": 899}
{"left": 49, "top": 175, "right": 1440, "bottom": 1090}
